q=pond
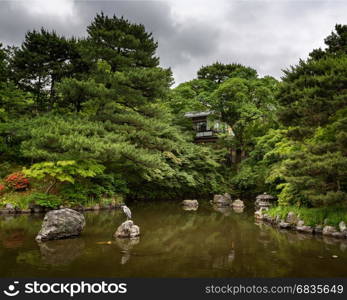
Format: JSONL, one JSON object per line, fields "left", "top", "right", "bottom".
{"left": 0, "top": 201, "right": 347, "bottom": 277}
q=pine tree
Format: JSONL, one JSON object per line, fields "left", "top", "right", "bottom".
{"left": 11, "top": 28, "right": 81, "bottom": 111}
{"left": 80, "top": 12, "right": 159, "bottom": 72}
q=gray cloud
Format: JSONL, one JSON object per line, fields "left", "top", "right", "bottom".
{"left": 0, "top": 0, "right": 346, "bottom": 85}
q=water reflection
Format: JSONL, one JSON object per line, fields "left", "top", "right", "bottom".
{"left": 1, "top": 202, "right": 347, "bottom": 277}
{"left": 115, "top": 237, "right": 140, "bottom": 265}
{"left": 232, "top": 206, "right": 244, "bottom": 213}
{"left": 37, "top": 238, "right": 85, "bottom": 265}
{"left": 182, "top": 206, "right": 198, "bottom": 211}
{"left": 212, "top": 205, "right": 232, "bottom": 216}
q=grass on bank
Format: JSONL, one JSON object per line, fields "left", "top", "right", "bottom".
{"left": 267, "top": 205, "right": 347, "bottom": 227}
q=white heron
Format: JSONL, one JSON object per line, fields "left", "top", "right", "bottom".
{"left": 121, "top": 205, "right": 132, "bottom": 220}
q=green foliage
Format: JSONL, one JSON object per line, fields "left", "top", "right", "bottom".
{"left": 211, "top": 76, "right": 279, "bottom": 152}
{"left": 267, "top": 205, "right": 347, "bottom": 227}
{"left": 0, "top": 10, "right": 225, "bottom": 201}
{"left": 0, "top": 43, "right": 9, "bottom": 82}
{"left": 168, "top": 79, "right": 215, "bottom": 115}
{"left": 0, "top": 82, "right": 34, "bottom": 122}
{"left": 82, "top": 12, "right": 159, "bottom": 72}
{"left": 197, "top": 62, "right": 258, "bottom": 83}
{"left": 271, "top": 25, "right": 347, "bottom": 208}
{"left": 0, "top": 192, "right": 32, "bottom": 210}
{"left": 279, "top": 25, "right": 347, "bottom": 137}
{"left": 11, "top": 28, "right": 81, "bottom": 110}
{"left": 24, "top": 192, "right": 62, "bottom": 209}
{"left": 23, "top": 160, "right": 105, "bottom": 194}
{"left": 3, "top": 13, "right": 344, "bottom": 208}
{"left": 60, "top": 173, "right": 128, "bottom": 204}
{"left": 23, "top": 161, "right": 105, "bottom": 184}
{"left": 231, "top": 129, "right": 289, "bottom": 195}
{"left": 278, "top": 55, "right": 347, "bottom": 134}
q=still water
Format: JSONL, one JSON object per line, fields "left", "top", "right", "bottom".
{"left": 1, "top": 201, "right": 347, "bottom": 277}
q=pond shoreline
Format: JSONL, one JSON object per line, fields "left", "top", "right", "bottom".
{"left": 0, "top": 203, "right": 124, "bottom": 215}
{"left": 255, "top": 211, "right": 347, "bottom": 240}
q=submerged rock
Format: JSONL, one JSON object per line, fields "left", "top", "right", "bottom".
{"left": 36, "top": 208, "right": 85, "bottom": 242}
{"left": 182, "top": 199, "right": 199, "bottom": 208}
{"left": 114, "top": 220, "right": 140, "bottom": 238}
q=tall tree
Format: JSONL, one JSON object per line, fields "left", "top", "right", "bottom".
{"left": 272, "top": 24, "right": 347, "bottom": 207}
{"left": 279, "top": 24, "right": 347, "bottom": 139}
{"left": 0, "top": 44, "right": 8, "bottom": 82}
{"left": 198, "top": 62, "right": 258, "bottom": 83}
{"left": 11, "top": 28, "right": 81, "bottom": 111}
{"left": 210, "top": 75, "right": 279, "bottom": 158}
{"left": 81, "top": 12, "right": 159, "bottom": 72}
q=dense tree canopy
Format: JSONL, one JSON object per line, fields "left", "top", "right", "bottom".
{"left": 198, "top": 62, "right": 258, "bottom": 83}
{"left": 0, "top": 13, "right": 227, "bottom": 202}
{"left": 11, "top": 29, "right": 81, "bottom": 111}
{"left": 0, "top": 16, "right": 346, "bottom": 209}
{"left": 81, "top": 12, "right": 159, "bottom": 72}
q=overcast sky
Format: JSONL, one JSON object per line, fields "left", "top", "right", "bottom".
{"left": 0, "top": 0, "right": 346, "bottom": 85}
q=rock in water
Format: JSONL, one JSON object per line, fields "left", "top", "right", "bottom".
{"left": 114, "top": 220, "right": 140, "bottom": 238}
{"left": 279, "top": 221, "right": 291, "bottom": 229}
{"left": 36, "top": 208, "right": 85, "bottom": 242}
{"left": 212, "top": 194, "right": 231, "bottom": 206}
{"left": 296, "top": 225, "right": 313, "bottom": 234}
{"left": 322, "top": 225, "right": 337, "bottom": 236}
{"left": 232, "top": 199, "right": 245, "bottom": 208}
{"left": 182, "top": 199, "right": 199, "bottom": 208}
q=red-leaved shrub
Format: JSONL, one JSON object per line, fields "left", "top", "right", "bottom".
{"left": 4, "top": 172, "right": 30, "bottom": 191}
{"left": 0, "top": 184, "right": 5, "bottom": 194}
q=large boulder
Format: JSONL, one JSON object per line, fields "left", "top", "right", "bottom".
{"left": 114, "top": 220, "right": 140, "bottom": 238}
{"left": 182, "top": 199, "right": 199, "bottom": 208}
{"left": 212, "top": 194, "right": 231, "bottom": 206}
{"left": 36, "top": 208, "right": 85, "bottom": 242}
